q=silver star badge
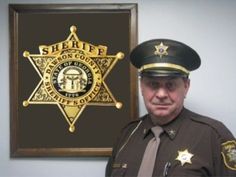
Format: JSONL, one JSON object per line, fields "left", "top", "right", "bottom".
{"left": 176, "top": 149, "right": 194, "bottom": 166}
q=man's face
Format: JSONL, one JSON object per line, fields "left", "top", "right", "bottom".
{"left": 140, "top": 76, "right": 190, "bottom": 124}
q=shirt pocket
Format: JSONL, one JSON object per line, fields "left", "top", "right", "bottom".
{"left": 168, "top": 162, "right": 210, "bottom": 177}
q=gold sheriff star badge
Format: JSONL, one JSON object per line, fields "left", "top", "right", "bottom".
{"left": 176, "top": 149, "right": 194, "bottom": 166}
{"left": 23, "top": 25, "right": 124, "bottom": 133}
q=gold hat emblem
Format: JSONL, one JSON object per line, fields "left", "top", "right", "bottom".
{"left": 176, "top": 149, "right": 194, "bottom": 166}
{"left": 154, "top": 42, "right": 169, "bottom": 58}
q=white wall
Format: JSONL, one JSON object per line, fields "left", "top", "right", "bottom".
{"left": 1, "top": 0, "right": 235, "bottom": 177}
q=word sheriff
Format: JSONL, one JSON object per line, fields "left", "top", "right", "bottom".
{"left": 39, "top": 38, "right": 107, "bottom": 56}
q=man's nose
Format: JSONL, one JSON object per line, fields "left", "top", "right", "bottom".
{"left": 155, "top": 87, "right": 168, "bottom": 98}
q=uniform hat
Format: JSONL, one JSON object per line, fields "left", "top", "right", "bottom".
{"left": 130, "top": 39, "right": 201, "bottom": 77}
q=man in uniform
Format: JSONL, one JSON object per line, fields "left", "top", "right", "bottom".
{"left": 106, "top": 39, "right": 236, "bottom": 177}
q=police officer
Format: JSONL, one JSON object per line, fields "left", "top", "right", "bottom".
{"left": 106, "top": 39, "right": 236, "bottom": 177}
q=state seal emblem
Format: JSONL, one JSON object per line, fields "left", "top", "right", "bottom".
{"left": 23, "top": 26, "right": 124, "bottom": 133}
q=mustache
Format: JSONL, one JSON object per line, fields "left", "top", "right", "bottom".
{"left": 151, "top": 99, "right": 172, "bottom": 105}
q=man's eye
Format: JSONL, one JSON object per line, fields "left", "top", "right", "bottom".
{"left": 148, "top": 82, "right": 159, "bottom": 89}
{"left": 166, "top": 82, "right": 176, "bottom": 91}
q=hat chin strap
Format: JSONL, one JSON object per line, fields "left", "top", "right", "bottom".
{"left": 138, "top": 63, "right": 190, "bottom": 75}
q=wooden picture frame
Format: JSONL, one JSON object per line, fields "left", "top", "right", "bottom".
{"left": 9, "top": 4, "right": 138, "bottom": 157}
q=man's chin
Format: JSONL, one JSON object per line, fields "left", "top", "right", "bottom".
{"left": 153, "top": 111, "right": 170, "bottom": 118}
{"left": 150, "top": 112, "right": 174, "bottom": 125}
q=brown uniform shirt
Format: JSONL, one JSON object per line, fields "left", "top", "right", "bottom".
{"left": 106, "top": 108, "right": 236, "bottom": 177}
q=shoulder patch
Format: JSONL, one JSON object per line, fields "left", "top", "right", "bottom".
{"left": 221, "top": 140, "right": 236, "bottom": 170}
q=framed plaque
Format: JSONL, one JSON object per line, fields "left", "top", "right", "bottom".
{"left": 9, "top": 4, "right": 138, "bottom": 157}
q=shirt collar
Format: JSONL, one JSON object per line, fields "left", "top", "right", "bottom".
{"left": 142, "top": 108, "right": 188, "bottom": 140}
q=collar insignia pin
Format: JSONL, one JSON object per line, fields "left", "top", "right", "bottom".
{"left": 168, "top": 129, "right": 176, "bottom": 138}
{"left": 154, "top": 42, "right": 169, "bottom": 58}
{"left": 176, "top": 149, "right": 194, "bottom": 166}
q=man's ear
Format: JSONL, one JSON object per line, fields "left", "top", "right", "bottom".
{"left": 140, "top": 77, "right": 144, "bottom": 96}
{"left": 184, "top": 78, "right": 190, "bottom": 96}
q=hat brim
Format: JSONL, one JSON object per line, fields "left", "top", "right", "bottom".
{"left": 140, "top": 68, "right": 188, "bottom": 77}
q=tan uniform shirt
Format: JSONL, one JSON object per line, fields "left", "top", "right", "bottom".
{"left": 106, "top": 108, "right": 236, "bottom": 177}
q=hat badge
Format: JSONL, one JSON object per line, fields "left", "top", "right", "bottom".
{"left": 154, "top": 42, "right": 169, "bottom": 58}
